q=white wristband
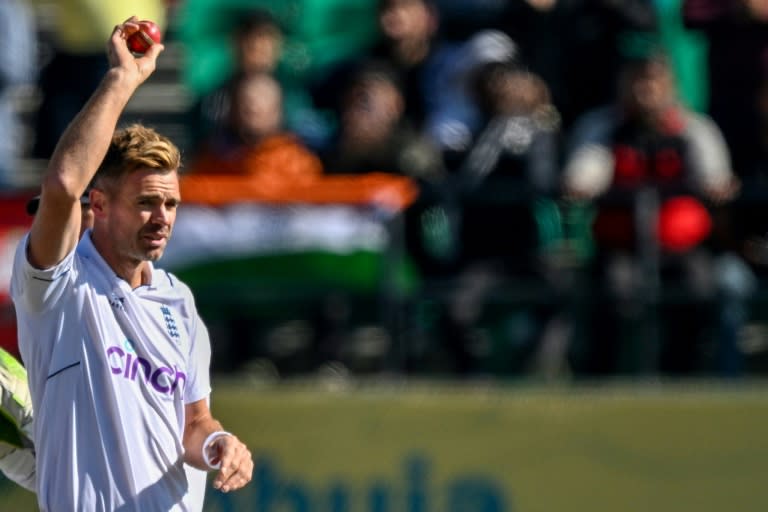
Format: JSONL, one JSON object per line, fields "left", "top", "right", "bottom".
{"left": 202, "top": 431, "right": 232, "bottom": 470}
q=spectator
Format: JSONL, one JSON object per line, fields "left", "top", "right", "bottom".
{"left": 321, "top": 59, "right": 444, "bottom": 184}
{"left": 188, "top": 9, "right": 285, "bottom": 149}
{"left": 30, "top": 1, "right": 167, "bottom": 159}
{"left": 683, "top": 0, "right": 768, "bottom": 181}
{"left": 561, "top": 49, "right": 748, "bottom": 376}
{"left": 540, "top": 0, "right": 658, "bottom": 131}
{"left": 179, "top": 1, "right": 379, "bottom": 153}
{"left": 183, "top": 71, "right": 323, "bottom": 193}
{"left": 318, "top": 61, "right": 447, "bottom": 368}
{"left": 0, "top": 0, "right": 37, "bottom": 188}
{"left": 562, "top": 50, "right": 737, "bottom": 204}
{"left": 312, "top": 0, "right": 459, "bottom": 148}
{"left": 427, "top": 29, "right": 522, "bottom": 157}
{"left": 180, "top": 69, "right": 417, "bottom": 209}
{"left": 178, "top": 69, "right": 418, "bottom": 374}
{"left": 449, "top": 50, "right": 562, "bottom": 270}
{"left": 416, "top": 38, "right": 567, "bottom": 377}
{"left": 427, "top": 0, "right": 658, "bottom": 134}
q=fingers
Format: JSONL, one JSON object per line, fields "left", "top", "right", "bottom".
{"left": 105, "top": 16, "right": 164, "bottom": 80}
{"left": 140, "top": 41, "right": 166, "bottom": 62}
{"left": 211, "top": 436, "right": 253, "bottom": 493}
{"left": 117, "top": 16, "right": 141, "bottom": 36}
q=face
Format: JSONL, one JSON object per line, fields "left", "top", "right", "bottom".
{"left": 92, "top": 168, "right": 180, "bottom": 265}
{"left": 233, "top": 75, "right": 283, "bottom": 140}
{"left": 342, "top": 78, "right": 403, "bottom": 142}
{"left": 622, "top": 59, "right": 676, "bottom": 117}
{"left": 379, "top": 0, "right": 435, "bottom": 43}
{"left": 480, "top": 68, "right": 544, "bottom": 116}
{"left": 237, "top": 28, "right": 282, "bottom": 73}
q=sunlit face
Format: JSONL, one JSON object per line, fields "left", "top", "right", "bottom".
{"left": 233, "top": 75, "right": 283, "bottom": 140}
{"left": 92, "top": 168, "right": 180, "bottom": 265}
{"left": 379, "top": 0, "right": 434, "bottom": 43}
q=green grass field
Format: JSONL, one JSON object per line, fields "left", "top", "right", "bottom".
{"left": 3, "top": 378, "right": 768, "bottom": 511}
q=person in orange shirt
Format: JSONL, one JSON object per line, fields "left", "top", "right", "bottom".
{"left": 182, "top": 71, "right": 324, "bottom": 201}
{"left": 181, "top": 70, "right": 418, "bottom": 210}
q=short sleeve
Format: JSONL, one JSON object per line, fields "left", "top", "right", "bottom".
{"left": 684, "top": 112, "right": 734, "bottom": 190}
{"left": 10, "top": 233, "right": 77, "bottom": 315}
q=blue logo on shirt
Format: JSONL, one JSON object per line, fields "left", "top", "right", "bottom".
{"left": 109, "top": 292, "right": 125, "bottom": 311}
{"left": 160, "top": 306, "right": 180, "bottom": 341}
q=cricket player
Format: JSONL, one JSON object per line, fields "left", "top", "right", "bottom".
{"left": 8, "top": 17, "right": 252, "bottom": 510}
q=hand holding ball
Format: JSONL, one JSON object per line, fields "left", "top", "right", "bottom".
{"left": 126, "top": 20, "right": 162, "bottom": 55}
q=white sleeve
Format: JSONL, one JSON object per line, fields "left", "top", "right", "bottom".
{"left": 562, "top": 144, "right": 615, "bottom": 197}
{"left": 562, "top": 107, "right": 617, "bottom": 197}
{"left": 683, "top": 112, "right": 734, "bottom": 190}
{"left": 10, "top": 233, "right": 77, "bottom": 315}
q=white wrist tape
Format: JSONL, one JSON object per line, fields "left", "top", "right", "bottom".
{"left": 202, "top": 431, "right": 232, "bottom": 470}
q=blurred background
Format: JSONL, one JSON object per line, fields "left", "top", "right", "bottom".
{"left": 2, "top": 0, "right": 768, "bottom": 509}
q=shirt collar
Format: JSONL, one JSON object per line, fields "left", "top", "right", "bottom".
{"left": 78, "top": 229, "right": 157, "bottom": 291}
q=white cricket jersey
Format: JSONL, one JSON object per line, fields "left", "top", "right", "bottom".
{"left": 10, "top": 231, "right": 212, "bottom": 511}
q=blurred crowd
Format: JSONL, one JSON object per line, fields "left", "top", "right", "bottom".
{"left": 3, "top": 0, "right": 768, "bottom": 380}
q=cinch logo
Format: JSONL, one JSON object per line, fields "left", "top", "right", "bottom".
{"left": 105, "top": 342, "right": 186, "bottom": 395}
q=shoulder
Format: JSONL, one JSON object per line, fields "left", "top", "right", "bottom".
{"left": 153, "top": 269, "right": 204, "bottom": 328}
{"left": 681, "top": 110, "right": 725, "bottom": 139}
{"left": 155, "top": 269, "right": 195, "bottom": 299}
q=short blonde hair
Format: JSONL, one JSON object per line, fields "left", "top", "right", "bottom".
{"left": 94, "top": 124, "right": 181, "bottom": 191}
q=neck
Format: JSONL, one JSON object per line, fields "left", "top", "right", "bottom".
{"left": 90, "top": 231, "right": 152, "bottom": 289}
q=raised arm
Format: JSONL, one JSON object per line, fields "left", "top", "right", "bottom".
{"left": 27, "top": 17, "right": 164, "bottom": 269}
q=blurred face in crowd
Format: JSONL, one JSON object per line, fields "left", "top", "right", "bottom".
{"left": 378, "top": 0, "right": 436, "bottom": 44}
{"left": 620, "top": 57, "right": 676, "bottom": 122}
{"left": 341, "top": 75, "right": 404, "bottom": 145}
{"left": 236, "top": 24, "right": 283, "bottom": 73}
{"left": 231, "top": 73, "right": 283, "bottom": 142}
{"left": 475, "top": 63, "right": 549, "bottom": 117}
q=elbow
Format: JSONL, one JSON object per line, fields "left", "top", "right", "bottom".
{"left": 39, "top": 172, "right": 86, "bottom": 206}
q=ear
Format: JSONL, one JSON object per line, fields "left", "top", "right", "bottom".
{"left": 89, "top": 188, "right": 108, "bottom": 219}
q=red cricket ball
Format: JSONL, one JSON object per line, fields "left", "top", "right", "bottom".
{"left": 126, "top": 20, "right": 162, "bottom": 55}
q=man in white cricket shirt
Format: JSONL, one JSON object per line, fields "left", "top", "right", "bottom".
{"left": 8, "top": 17, "right": 253, "bottom": 510}
{"left": 1, "top": 191, "right": 210, "bottom": 509}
